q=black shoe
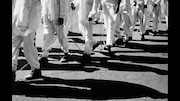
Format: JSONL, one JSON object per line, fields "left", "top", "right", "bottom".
{"left": 92, "top": 42, "right": 100, "bottom": 51}
{"left": 141, "top": 34, "right": 145, "bottom": 41}
{"left": 60, "top": 52, "right": 71, "bottom": 62}
{"left": 81, "top": 53, "right": 91, "bottom": 63}
{"left": 39, "top": 57, "right": 48, "bottom": 67}
{"left": 152, "top": 31, "right": 158, "bottom": 36}
{"left": 144, "top": 30, "right": 149, "bottom": 35}
{"left": 128, "top": 37, "right": 132, "bottom": 41}
{"left": 12, "top": 71, "right": 16, "bottom": 83}
{"left": 115, "top": 38, "right": 126, "bottom": 47}
{"left": 24, "top": 69, "right": 42, "bottom": 80}
{"left": 104, "top": 45, "right": 112, "bottom": 51}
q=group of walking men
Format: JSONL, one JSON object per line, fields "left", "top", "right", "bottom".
{"left": 12, "top": 0, "right": 168, "bottom": 82}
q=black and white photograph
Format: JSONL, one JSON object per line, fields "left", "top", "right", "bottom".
{"left": 12, "top": 0, "right": 168, "bottom": 101}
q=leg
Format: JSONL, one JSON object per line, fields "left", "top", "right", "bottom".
{"left": 23, "top": 32, "right": 42, "bottom": 80}
{"left": 130, "top": 11, "right": 138, "bottom": 39}
{"left": 102, "top": 1, "right": 118, "bottom": 51}
{"left": 88, "top": 0, "right": 101, "bottom": 21}
{"left": 56, "top": 20, "right": 69, "bottom": 53}
{"left": 23, "top": 32, "right": 40, "bottom": 70}
{"left": 42, "top": 16, "right": 56, "bottom": 58}
{"left": 138, "top": 10, "right": 146, "bottom": 39}
{"left": 122, "top": 13, "right": 132, "bottom": 41}
{"left": 144, "top": 6, "right": 150, "bottom": 31}
{"left": 103, "top": 2, "right": 116, "bottom": 46}
{"left": 78, "top": 0, "right": 97, "bottom": 56}
{"left": 165, "top": 1, "right": 168, "bottom": 28}
{"left": 12, "top": 34, "right": 23, "bottom": 82}
{"left": 152, "top": 4, "right": 160, "bottom": 33}
{"left": 115, "top": 12, "right": 124, "bottom": 39}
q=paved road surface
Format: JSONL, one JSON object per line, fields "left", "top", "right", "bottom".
{"left": 12, "top": 8, "right": 168, "bottom": 101}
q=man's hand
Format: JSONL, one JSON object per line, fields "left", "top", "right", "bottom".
{"left": 70, "top": 2, "right": 76, "bottom": 11}
{"left": 58, "top": 18, "right": 64, "bottom": 25}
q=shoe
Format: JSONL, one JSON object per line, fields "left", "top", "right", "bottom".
{"left": 24, "top": 69, "right": 42, "bottom": 80}
{"left": 115, "top": 38, "right": 123, "bottom": 45}
{"left": 104, "top": 45, "right": 112, "bottom": 51}
{"left": 12, "top": 71, "right": 16, "bottom": 83}
{"left": 115, "top": 37, "right": 127, "bottom": 46}
{"left": 152, "top": 30, "right": 158, "bottom": 36}
{"left": 128, "top": 36, "right": 132, "bottom": 41}
{"left": 144, "top": 30, "right": 149, "bottom": 35}
{"left": 39, "top": 57, "right": 48, "bottom": 67}
{"left": 60, "top": 52, "right": 71, "bottom": 62}
{"left": 81, "top": 53, "right": 91, "bottom": 63}
{"left": 141, "top": 34, "right": 145, "bottom": 41}
{"left": 92, "top": 41, "right": 100, "bottom": 51}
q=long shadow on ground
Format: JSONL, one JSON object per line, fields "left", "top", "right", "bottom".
{"left": 125, "top": 42, "right": 168, "bottom": 53}
{"left": 67, "top": 33, "right": 168, "bottom": 53}
{"left": 18, "top": 49, "right": 168, "bottom": 75}
{"left": 12, "top": 77, "right": 168, "bottom": 100}
{"left": 99, "top": 51, "right": 168, "bottom": 64}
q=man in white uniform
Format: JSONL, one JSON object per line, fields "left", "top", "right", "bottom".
{"left": 100, "top": 0, "right": 120, "bottom": 50}
{"left": 85, "top": 0, "right": 125, "bottom": 50}
{"left": 12, "top": 0, "right": 42, "bottom": 82}
{"left": 128, "top": 0, "right": 148, "bottom": 40}
{"left": 115, "top": 0, "right": 133, "bottom": 43}
{"left": 144, "top": 0, "right": 166, "bottom": 33}
{"left": 152, "top": 0, "right": 168, "bottom": 32}
{"left": 150, "top": 0, "right": 161, "bottom": 34}
{"left": 159, "top": 0, "right": 168, "bottom": 28}
{"left": 71, "top": 0, "right": 100, "bottom": 60}
{"left": 40, "top": 0, "right": 71, "bottom": 64}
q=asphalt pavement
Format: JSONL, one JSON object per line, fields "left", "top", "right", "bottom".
{"left": 12, "top": 8, "right": 168, "bottom": 101}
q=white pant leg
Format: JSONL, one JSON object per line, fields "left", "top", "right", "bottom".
{"left": 78, "top": 0, "right": 95, "bottom": 55}
{"left": 115, "top": 12, "right": 124, "bottom": 38}
{"left": 12, "top": 0, "right": 40, "bottom": 71}
{"left": 144, "top": 6, "right": 150, "bottom": 30}
{"left": 138, "top": 11, "right": 146, "bottom": 34}
{"left": 12, "top": 34, "right": 23, "bottom": 71}
{"left": 42, "top": 16, "right": 57, "bottom": 57}
{"left": 88, "top": 0, "right": 101, "bottom": 20}
{"left": 56, "top": 0, "right": 69, "bottom": 53}
{"left": 102, "top": 2, "right": 117, "bottom": 45}
{"left": 42, "top": 34, "right": 57, "bottom": 57}
{"left": 152, "top": 4, "right": 160, "bottom": 32}
{"left": 56, "top": 23, "right": 69, "bottom": 53}
{"left": 23, "top": 32, "right": 40, "bottom": 70}
{"left": 165, "top": 1, "right": 168, "bottom": 27}
{"left": 122, "top": 13, "right": 132, "bottom": 38}
{"left": 130, "top": 9, "right": 140, "bottom": 36}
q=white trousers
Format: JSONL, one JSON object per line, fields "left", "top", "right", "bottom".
{"left": 102, "top": 0, "right": 118, "bottom": 45}
{"left": 78, "top": 0, "right": 97, "bottom": 55}
{"left": 152, "top": 3, "right": 161, "bottom": 32}
{"left": 42, "top": 16, "right": 69, "bottom": 57}
{"left": 12, "top": 0, "right": 40, "bottom": 71}
{"left": 41, "top": 0, "right": 71, "bottom": 57}
{"left": 130, "top": 4, "right": 146, "bottom": 35}
{"left": 12, "top": 31, "right": 40, "bottom": 71}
